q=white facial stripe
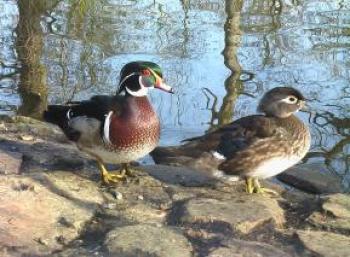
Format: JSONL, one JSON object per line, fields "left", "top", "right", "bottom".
{"left": 280, "top": 96, "right": 297, "bottom": 104}
{"left": 125, "top": 76, "right": 149, "bottom": 97}
{"left": 66, "top": 109, "right": 72, "bottom": 120}
{"left": 118, "top": 72, "right": 138, "bottom": 88}
{"left": 103, "top": 111, "right": 113, "bottom": 145}
{"left": 139, "top": 75, "right": 148, "bottom": 89}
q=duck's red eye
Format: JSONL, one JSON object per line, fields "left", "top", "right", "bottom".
{"left": 142, "top": 69, "right": 151, "bottom": 76}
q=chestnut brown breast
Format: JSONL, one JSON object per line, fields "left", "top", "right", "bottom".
{"left": 108, "top": 96, "right": 160, "bottom": 150}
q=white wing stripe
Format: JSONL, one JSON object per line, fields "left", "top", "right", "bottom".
{"left": 211, "top": 151, "right": 226, "bottom": 160}
{"left": 103, "top": 111, "right": 113, "bottom": 145}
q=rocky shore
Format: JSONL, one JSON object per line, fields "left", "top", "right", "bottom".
{"left": 0, "top": 116, "right": 349, "bottom": 257}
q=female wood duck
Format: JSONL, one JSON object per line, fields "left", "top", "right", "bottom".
{"left": 151, "top": 87, "right": 311, "bottom": 194}
{"left": 44, "top": 61, "right": 173, "bottom": 184}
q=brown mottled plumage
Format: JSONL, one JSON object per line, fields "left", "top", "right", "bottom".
{"left": 151, "top": 87, "right": 311, "bottom": 194}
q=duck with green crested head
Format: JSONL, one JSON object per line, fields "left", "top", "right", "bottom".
{"left": 44, "top": 61, "right": 173, "bottom": 184}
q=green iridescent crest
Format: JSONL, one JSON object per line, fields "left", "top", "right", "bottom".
{"left": 140, "top": 75, "right": 156, "bottom": 87}
{"left": 139, "top": 62, "right": 163, "bottom": 78}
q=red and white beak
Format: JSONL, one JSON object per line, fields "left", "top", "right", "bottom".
{"left": 155, "top": 81, "right": 174, "bottom": 93}
{"left": 148, "top": 68, "right": 174, "bottom": 94}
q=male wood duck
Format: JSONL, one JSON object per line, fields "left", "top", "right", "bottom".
{"left": 151, "top": 87, "right": 311, "bottom": 194}
{"left": 44, "top": 61, "right": 173, "bottom": 184}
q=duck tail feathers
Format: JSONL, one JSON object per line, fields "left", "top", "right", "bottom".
{"left": 43, "top": 105, "right": 71, "bottom": 128}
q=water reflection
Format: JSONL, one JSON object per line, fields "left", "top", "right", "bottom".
{"left": 15, "top": 0, "right": 53, "bottom": 119}
{"left": 218, "top": 0, "right": 243, "bottom": 127}
{"left": 0, "top": 0, "right": 349, "bottom": 190}
{"left": 0, "top": 0, "right": 19, "bottom": 114}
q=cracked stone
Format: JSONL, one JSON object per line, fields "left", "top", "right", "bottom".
{"left": 19, "top": 134, "right": 34, "bottom": 141}
{"left": 104, "top": 224, "right": 192, "bottom": 257}
{"left": 296, "top": 230, "right": 350, "bottom": 257}
{"left": 277, "top": 163, "right": 344, "bottom": 194}
{"left": 179, "top": 196, "right": 285, "bottom": 234}
{"left": 0, "top": 149, "right": 23, "bottom": 175}
{"left": 308, "top": 193, "right": 350, "bottom": 232}
{"left": 208, "top": 239, "right": 291, "bottom": 257}
{"left": 143, "top": 164, "right": 215, "bottom": 187}
{"left": 0, "top": 172, "right": 104, "bottom": 256}
{"left": 322, "top": 193, "right": 350, "bottom": 219}
{"left": 119, "top": 202, "right": 167, "bottom": 224}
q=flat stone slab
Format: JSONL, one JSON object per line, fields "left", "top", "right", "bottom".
{"left": 2, "top": 115, "right": 349, "bottom": 257}
{"left": 104, "top": 224, "right": 192, "bottom": 257}
{"left": 308, "top": 212, "right": 350, "bottom": 232}
{"left": 308, "top": 193, "right": 350, "bottom": 231}
{"left": 322, "top": 193, "right": 350, "bottom": 218}
{"left": 296, "top": 230, "right": 350, "bottom": 257}
{"left": 143, "top": 164, "right": 216, "bottom": 187}
{"left": 118, "top": 202, "right": 167, "bottom": 224}
{"left": 277, "top": 163, "right": 344, "bottom": 194}
{"left": 208, "top": 239, "right": 291, "bottom": 257}
{"left": 0, "top": 149, "right": 23, "bottom": 174}
{"left": 0, "top": 172, "right": 104, "bottom": 256}
{"left": 4, "top": 115, "right": 67, "bottom": 142}
{"left": 179, "top": 195, "right": 285, "bottom": 234}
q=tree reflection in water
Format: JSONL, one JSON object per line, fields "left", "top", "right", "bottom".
{"left": 16, "top": 1, "right": 53, "bottom": 119}
{"left": 0, "top": 0, "right": 349, "bottom": 190}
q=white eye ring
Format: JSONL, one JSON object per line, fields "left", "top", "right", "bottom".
{"left": 282, "top": 96, "right": 298, "bottom": 104}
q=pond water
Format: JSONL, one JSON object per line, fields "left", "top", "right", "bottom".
{"left": 0, "top": 0, "right": 349, "bottom": 190}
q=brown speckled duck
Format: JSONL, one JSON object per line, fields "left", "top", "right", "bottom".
{"left": 44, "top": 61, "right": 173, "bottom": 184}
{"left": 151, "top": 87, "right": 311, "bottom": 194}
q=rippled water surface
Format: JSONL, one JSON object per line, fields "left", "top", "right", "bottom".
{"left": 0, "top": 0, "right": 349, "bottom": 190}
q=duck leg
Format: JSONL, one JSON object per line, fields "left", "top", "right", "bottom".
{"left": 123, "top": 163, "right": 137, "bottom": 177}
{"left": 252, "top": 178, "right": 278, "bottom": 195}
{"left": 97, "top": 161, "right": 127, "bottom": 184}
{"left": 245, "top": 177, "right": 254, "bottom": 194}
